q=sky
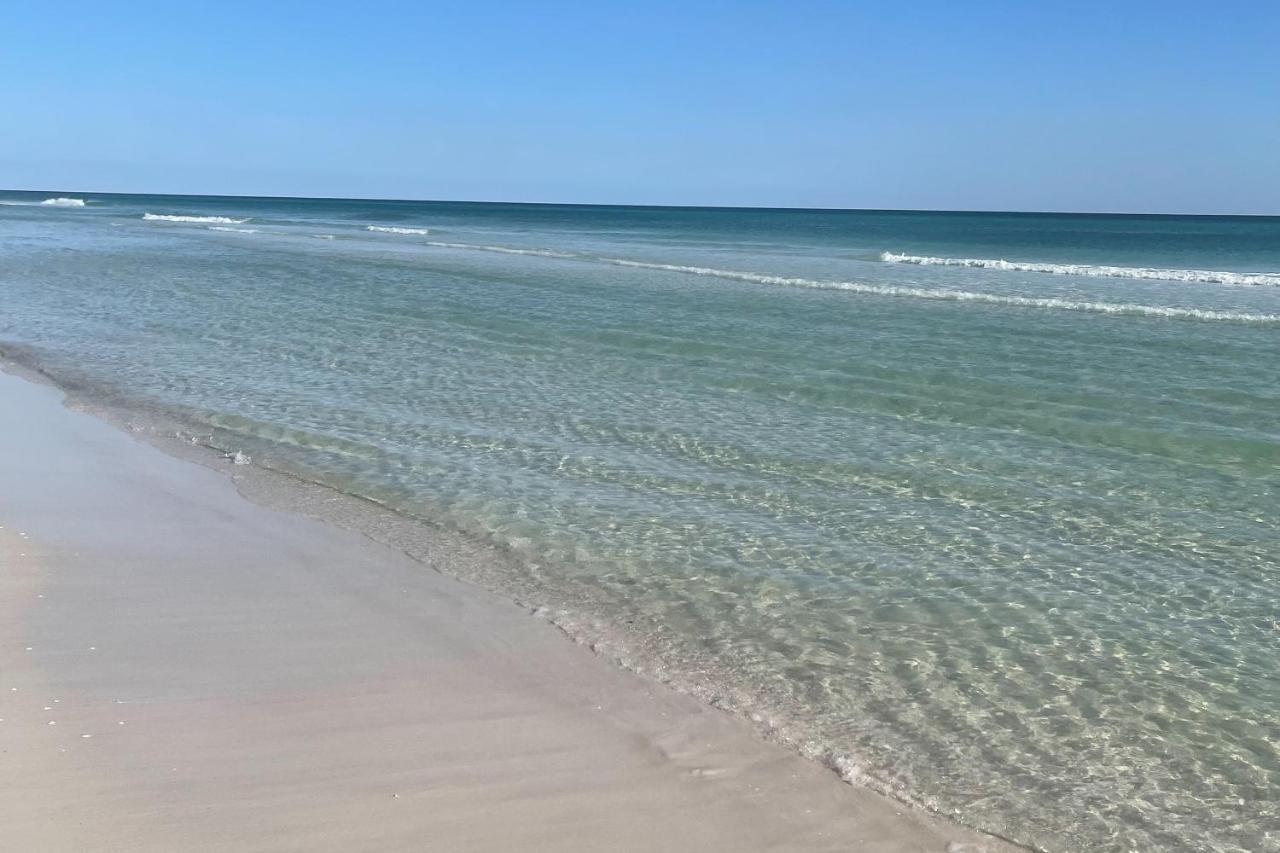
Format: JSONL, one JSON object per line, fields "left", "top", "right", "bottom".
{"left": 2, "top": 1, "right": 1278, "bottom": 213}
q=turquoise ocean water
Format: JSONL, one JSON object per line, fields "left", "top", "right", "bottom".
{"left": 1, "top": 192, "right": 1277, "bottom": 851}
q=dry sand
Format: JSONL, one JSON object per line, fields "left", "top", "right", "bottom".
{"left": 0, "top": 368, "right": 1015, "bottom": 852}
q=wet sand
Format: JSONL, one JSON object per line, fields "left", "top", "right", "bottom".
{"left": 0, "top": 367, "right": 1013, "bottom": 852}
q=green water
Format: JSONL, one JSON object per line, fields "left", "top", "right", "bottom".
{"left": 2, "top": 192, "right": 1278, "bottom": 851}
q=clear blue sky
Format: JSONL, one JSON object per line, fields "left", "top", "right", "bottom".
{"left": 3, "top": 1, "right": 1277, "bottom": 213}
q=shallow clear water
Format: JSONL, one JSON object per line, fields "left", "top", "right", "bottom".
{"left": 2, "top": 191, "right": 1277, "bottom": 851}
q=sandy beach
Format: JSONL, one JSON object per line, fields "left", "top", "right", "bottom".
{"left": 0, "top": 366, "right": 1012, "bottom": 852}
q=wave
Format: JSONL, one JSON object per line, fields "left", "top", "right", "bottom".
{"left": 367, "top": 225, "right": 431, "bottom": 236}
{"left": 417, "top": 240, "right": 1280, "bottom": 324}
{"left": 881, "top": 252, "right": 1280, "bottom": 287}
{"left": 424, "top": 240, "right": 576, "bottom": 259}
{"left": 143, "top": 213, "right": 250, "bottom": 224}
{"left": 604, "top": 259, "right": 1280, "bottom": 323}
{"left": 207, "top": 225, "right": 259, "bottom": 234}
{"left": 1, "top": 198, "right": 86, "bottom": 207}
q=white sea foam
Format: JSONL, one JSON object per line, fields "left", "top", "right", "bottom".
{"left": 425, "top": 240, "right": 576, "bottom": 259}
{"left": 881, "top": 252, "right": 1280, "bottom": 287}
{"left": 417, "top": 240, "right": 1280, "bottom": 324}
{"left": 602, "top": 258, "right": 1280, "bottom": 323}
{"left": 207, "top": 225, "right": 259, "bottom": 234}
{"left": 367, "top": 225, "right": 431, "bottom": 235}
{"left": 143, "top": 213, "right": 250, "bottom": 224}
{"left": 1, "top": 198, "right": 85, "bottom": 207}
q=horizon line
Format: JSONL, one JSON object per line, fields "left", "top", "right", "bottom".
{"left": 4, "top": 186, "right": 1278, "bottom": 219}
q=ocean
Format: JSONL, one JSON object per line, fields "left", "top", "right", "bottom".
{"left": 2, "top": 191, "right": 1276, "bottom": 852}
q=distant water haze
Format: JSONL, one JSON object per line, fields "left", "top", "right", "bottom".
{"left": 1, "top": 192, "right": 1277, "bottom": 852}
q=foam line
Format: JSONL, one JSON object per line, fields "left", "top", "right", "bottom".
{"left": 143, "top": 213, "right": 250, "bottom": 224}
{"left": 881, "top": 252, "right": 1280, "bottom": 287}
{"left": 418, "top": 240, "right": 1280, "bottom": 324}
{"left": 367, "top": 225, "right": 431, "bottom": 235}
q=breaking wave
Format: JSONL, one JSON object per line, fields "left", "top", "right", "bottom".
{"left": 143, "top": 213, "right": 250, "bottom": 224}
{"left": 603, "top": 259, "right": 1280, "bottom": 323}
{"left": 207, "top": 225, "right": 259, "bottom": 234}
{"left": 367, "top": 225, "right": 431, "bottom": 235}
{"left": 417, "top": 240, "right": 1280, "bottom": 324}
{"left": 424, "top": 240, "right": 576, "bottom": 259}
{"left": 881, "top": 252, "right": 1280, "bottom": 287}
{"left": 1, "top": 197, "right": 87, "bottom": 207}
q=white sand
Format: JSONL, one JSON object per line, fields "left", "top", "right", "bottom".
{"left": 0, "top": 368, "right": 1015, "bottom": 851}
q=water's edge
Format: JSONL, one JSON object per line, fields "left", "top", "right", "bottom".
{"left": 0, "top": 341, "right": 1030, "bottom": 852}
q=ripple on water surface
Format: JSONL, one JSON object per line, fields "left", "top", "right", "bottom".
{"left": 1, "top": 198, "right": 1278, "bottom": 852}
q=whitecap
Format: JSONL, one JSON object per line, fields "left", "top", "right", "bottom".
{"left": 602, "top": 258, "right": 1280, "bottom": 324}
{"left": 41, "top": 197, "right": 87, "bottom": 207}
{"left": 418, "top": 240, "right": 1279, "bottom": 324}
{"left": 367, "top": 225, "right": 431, "bottom": 235}
{"left": 881, "top": 252, "right": 1280, "bottom": 287}
{"left": 143, "top": 213, "right": 250, "bottom": 224}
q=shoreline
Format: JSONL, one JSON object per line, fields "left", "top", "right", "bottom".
{"left": 0, "top": 343, "right": 1018, "bottom": 833}
{"left": 0, "top": 363, "right": 1017, "bottom": 850}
